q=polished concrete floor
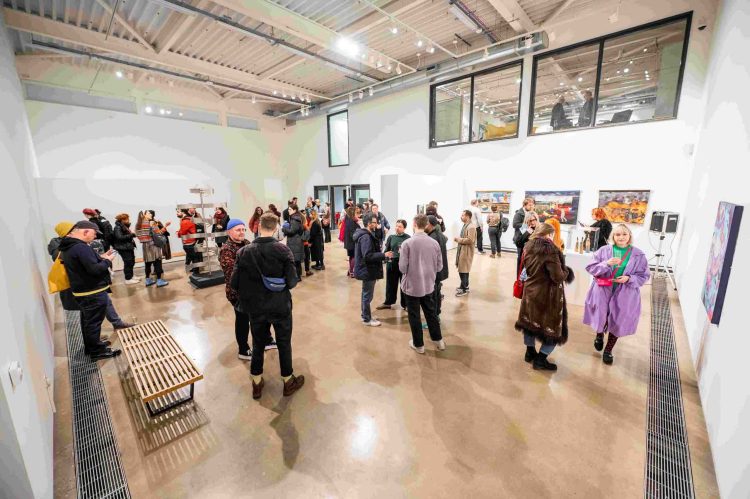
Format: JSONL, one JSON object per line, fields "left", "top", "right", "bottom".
{"left": 53, "top": 243, "right": 719, "bottom": 498}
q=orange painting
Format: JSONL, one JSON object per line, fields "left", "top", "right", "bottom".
{"left": 598, "top": 190, "right": 650, "bottom": 224}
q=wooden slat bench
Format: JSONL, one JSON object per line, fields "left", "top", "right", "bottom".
{"left": 118, "top": 320, "right": 203, "bottom": 417}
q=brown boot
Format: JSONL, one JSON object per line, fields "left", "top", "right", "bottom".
{"left": 283, "top": 374, "right": 305, "bottom": 396}
{"left": 252, "top": 378, "right": 264, "bottom": 399}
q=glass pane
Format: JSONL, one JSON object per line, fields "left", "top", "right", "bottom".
{"left": 328, "top": 112, "right": 349, "bottom": 166}
{"left": 596, "top": 19, "right": 687, "bottom": 125}
{"left": 471, "top": 63, "right": 522, "bottom": 141}
{"left": 353, "top": 187, "right": 370, "bottom": 206}
{"left": 432, "top": 77, "right": 471, "bottom": 146}
{"left": 530, "top": 43, "right": 601, "bottom": 134}
{"left": 315, "top": 187, "right": 330, "bottom": 205}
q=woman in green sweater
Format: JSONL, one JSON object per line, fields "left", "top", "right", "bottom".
{"left": 377, "top": 220, "right": 410, "bottom": 310}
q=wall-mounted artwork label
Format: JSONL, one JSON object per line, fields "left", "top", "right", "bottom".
{"left": 524, "top": 190, "right": 581, "bottom": 225}
{"left": 475, "top": 191, "right": 512, "bottom": 214}
{"left": 598, "top": 190, "right": 650, "bottom": 224}
{"left": 702, "top": 202, "right": 744, "bottom": 325}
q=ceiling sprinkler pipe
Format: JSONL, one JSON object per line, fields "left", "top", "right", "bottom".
{"left": 300, "top": 31, "right": 548, "bottom": 120}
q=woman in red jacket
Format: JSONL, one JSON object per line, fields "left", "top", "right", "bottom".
{"left": 249, "top": 206, "right": 263, "bottom": 239}
{"left": 177, "top": 209, "right": 201, "bottom": 275}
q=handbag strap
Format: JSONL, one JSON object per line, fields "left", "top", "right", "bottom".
{"left": 610, "top": 246, "right": 633, "bottom": 278}
{"left": 517, "top": 250, "right": 526, "bottom": 280}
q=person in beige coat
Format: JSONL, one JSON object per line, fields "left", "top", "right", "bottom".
{"left": 454, "top": 209, "right": 477, "bottom": 296}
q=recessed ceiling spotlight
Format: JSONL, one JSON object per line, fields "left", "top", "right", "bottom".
{"left": 452, "top": 39, "right": 458, "bottom": 45}
{"left": 416, "top": 39, "right": 423, "bottom": 48}
{"left": 390, "top": 26, "right": 398, "bottom": 35}
{"left": 645, "top": 70, "right": 649, "bottom": 74}
{"left": 559, "top": 82, "right": 564, "bottom": 86}
{"left": 616, "top": 70, "right": 621, "bottom": 74}
{"left": 629, "top": 60, "right": 633, "bottom": 64}
{"left": 643, "top": 48, "right": 648, "bottom": 52}
{"left": 577, "top": 77, "right": 583, "bottom": 82}
{"left": 115, "top": 70, "right": 123, "bottom": 78}
{"left": 145, "top": 106, "right": 152, "bottom": 114}
{"left": 623, "top": 68, "right": 630, "bottom": 73}
{"left": 273, "top": 90, "right": 278, "bottom": 95}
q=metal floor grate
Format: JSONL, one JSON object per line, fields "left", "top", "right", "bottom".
{"left": 65, "top": 311, "right": 131, "bottom": 499}
{"left": 645, "top": 276, "right": 695, "bottom": 498}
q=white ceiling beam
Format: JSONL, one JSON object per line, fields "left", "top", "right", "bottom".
{"left": 92, "top": 0, "right": 157, "bottom": 52}
{"left": 541, "top": 0, "right": 576, "bottom": 26}
{"left": 486, "top": 0, "right": 536, "bottom": 33}
{"left": 3, "top": 9, "right": 330, "bottom": 100}
{"left": 202, "top": 82, "right": 225, "bottom": 100}
{"left": 155, "top": 0, "right": 211, "bottom": 55}
{"left": 208, "top": 0, "right": 409, "bottom": 73}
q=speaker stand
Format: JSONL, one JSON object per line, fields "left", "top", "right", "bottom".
{"left": 652, "top": 233, "right": 677, "bottom": 290}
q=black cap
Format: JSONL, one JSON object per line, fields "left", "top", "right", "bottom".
{"left": 72, "top": 220, "right": 101, "bottom": 234}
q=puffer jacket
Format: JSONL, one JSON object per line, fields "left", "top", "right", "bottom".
{"left": 353, "top": 228, "right": 385, "bottom": 281}
{"left": 112, "top": 220, "right": 137, "bottom": 252}
{"left": 428, "top": 226, "right": 449, "bottom": 282}
{"left": 283, "top": 212, "right": 304, "bottom": 261}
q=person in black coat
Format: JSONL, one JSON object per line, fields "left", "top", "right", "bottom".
{"left": 513, "top": 198, "right": 536, "bottom": 273}
{"left": 426, "top": 216, "right": 449, "bottom": 318}
{"left": 309, "top": 211, "right": 325, "bottom": 270}
{"left": 343, "top": 207, "right": 359, "bottom": 277}
{"left": 212, "top": 207, "right": 230, "bottom": 247}
{"left": 513, "top": 212, "right": 539, "bottom": 272}
{"left": 353, "top": 214, "right": 389, "bottom": 326}
{"left": 578, "top": 90, "right": 594, "bottom": 127}
{"left": 282, "top": 205, "right": 304, "bottom": 278}
{"left": 113, "top": 213, "right": 139, "bottom": 283}
{"left": 550, "top": 95, "right": 572, "bottom": 131}
{"left": 588, "top": 208, "right": 613, "bottom": 250}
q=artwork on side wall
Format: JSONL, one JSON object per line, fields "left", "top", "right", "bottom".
{"left": 416, "top": 204, "right": 426, "bottom": 215}
{"left": 598, "top": 190, "right": 650, "bottom": 224}
{"left": 525, "top": 190, "right": 581, "bottom": 225}
{"left": 475, "top": 190, "right": 512, "bottom": 214}
{"left": 701, "top": 202, "right": 744, "bottom": 325}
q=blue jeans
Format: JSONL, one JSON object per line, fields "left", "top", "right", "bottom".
{"left": 524, "top": 333, "right": 555, "bottom": 355}
{"left": 105, "top": 294, "right": 124, "bottom": 326}
{"left": 361, "top": 280, "right": 376, "bottom": 322}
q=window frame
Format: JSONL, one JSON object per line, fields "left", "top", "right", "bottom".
{"left": 327, "top": 110, "right": 350, "bottom": 167}
{"left": 527, "top": 11, "right": 693, "bottom": 137}
{"left": 429, "top": 59, "right": 524, "bottom": 149}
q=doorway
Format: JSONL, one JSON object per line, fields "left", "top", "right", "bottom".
{"left": 314, "top": 185, "right": 330, "bottom": 207}
{"left": 350, "top": 184, "right": 370, "bottom": 206}
{"left": 330, "top": 184, "right": 349, "bottom": 224}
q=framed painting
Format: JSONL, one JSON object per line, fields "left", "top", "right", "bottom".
{"left": 525, "top": 190, "right": 581, "bottom": 225}
{"left": 598, "top": 190, "right": 650, "bottom": 224}
{"left": 702, "top": 202, "right": 744, "bottom": 325}
{"left": 475, "top": 191, "right": 512, "bottom": 214}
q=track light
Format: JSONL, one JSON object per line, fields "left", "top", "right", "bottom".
{"left": 159, "top": 108, "right": 166, "bottom": 115}
{"left": 349, "top": 94, "right": 354, "bottom": 103}
{"left": 483, "top": 48, "right": 489, "bottom": 59}
{"left": 144, "top": 106, "right": 153, "bottom": 114}
{"left": 390, "top": 26, "right": 398, "bottom": 35}
{"left": 273, "top": 90, "right": 278, "bottom": 95}
{"left": 358, "top": 90, "right": 364, "bottom": 100}
{"left": 426, "top": 46, "right": 435, "bottom": 54}
{"left": 396, "top": 64, "right": 402, "bottom": 75}
{"left": 251, "top": 95, "right": 256, "bottom": 104}
{"left": 115, "top": 70, "right": 123, "bottom": 78}
{"left": 416, "top": 39, "right": 423, "bottom": 48}
{"left": 369, "top": 87, "right": 374, "bottom": 97}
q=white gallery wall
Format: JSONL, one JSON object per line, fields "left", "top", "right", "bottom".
{"left": 286, "top": 0, "right": 718, "bottom": 258}
{"left": 674, "top": 0, "right": 750, "bottom": 495}
{"left": 27, "top": 102, "right": 291, "bottom": 260}
{"left": 0, "top": 11, "right": 55, "bottom": 499}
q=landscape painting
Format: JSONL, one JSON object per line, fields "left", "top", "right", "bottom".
{"left": 702, "top": 202, "right": 743, "bottom": 325}
{"left": 525, "top": 190, "right": 581, "bottom": 225}
{"left": 598, "top": 190, "right": 650, "bottom": 224}
{"left": 475, "top": 191, "right": 512, "bottom": 214}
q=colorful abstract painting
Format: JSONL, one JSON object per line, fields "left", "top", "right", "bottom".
{"left": 702, "top": 202, "right": 744, "bottom": 325}
{"left": 598, "top": 190, "right": 650, "bottom": 224}
{"left": 475, "top": 191, "right": 512, "bottom": 214}
{"left": 525, "top": 190, "right": 581, "bottom": 225}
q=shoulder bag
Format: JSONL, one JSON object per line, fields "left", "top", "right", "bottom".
{"left": 513, "top": 251, "right": 526, "bottom": 299}
{"left": 248, "top": 246, "right": 287, "bottom": 292}
{"left": 596, "top": 247, "right": 632, "bottom": 287}
{"left": 150, "top": 226, "right": 168, "bottom": 248}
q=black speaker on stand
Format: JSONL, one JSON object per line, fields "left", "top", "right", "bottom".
{"left": 649, "top": 211, "right": 679, "bottom": 289}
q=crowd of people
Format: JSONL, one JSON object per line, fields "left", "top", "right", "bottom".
{"left": 48, "top": 194, "right": 651, "bottom": 396}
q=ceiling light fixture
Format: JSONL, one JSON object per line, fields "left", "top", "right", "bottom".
{"left": 515, "top": 78, "right": 521, "bottom": 84}
{"left": 159, "top": 108, "right": 166, "bottom": 115}
{"left": 369, "top": 87, "right": 374, "bottom": 97}
{"left": 251, "top": 95, "right": 256, "bottom": 104}
{"left": 559, "top": 82, "right": 564, "bottom": 86}
{"left": 577, "top": 77, "right": 583, "bottom": 82}
{"left": 416, "top": 39, "right": 424, "bottom": 48}
{"left": 643, "top": 48, "right": 648, "bottom": 52}
{"left": 358, "top": 90, "right": 364, "bottom": 100}
{"left": 390, "top": 26, "right": 398, "bottom": 35}
{"left": 396, "top": 64, "right": 402, "bottom": 75}
{"left": 336, "top": 37, "right": 360, "bottom": 58}
{"left": 178, "top": 112, "right": 183, "bottom": 117}
{"left": 273, "top": 90, "right": 278, "bottom": 95}
{"left": 629, "top": 60, "right": 633, "bottom": 64}
{"left": 426, "top": 46, "right": 435, "bottom": 54}
{"left": 349, "top": 94, "right": 354, "bottom": 103}
{"left": 115, "top": 70, "right": 123, "bottom": 78}
{"left": 623, "top": 68, "right": 630, "bottom": 73}
{"left": 145, "top": 106, "right": 153, "bottom": 114}
{"left": 483, "top": 48, "right": 489, "bottom": 59}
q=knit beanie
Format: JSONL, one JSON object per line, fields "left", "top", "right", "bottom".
{"left": 226, "top": 219, "right": 245, "bottom": 231}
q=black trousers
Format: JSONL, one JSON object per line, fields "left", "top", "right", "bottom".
{"left": 459, "top": 272, "right": 469, "bottom": 290}
{"left": 405, "top": 293, "right": 442, "bottom": 348}
{"left": 145, "top": 259, "right": 163, "bottom": 279}
{"left": 488, "top": 227, "right": 501, "bottom": 255}
{"left": 432, "top": 280, "right": 443, "bottom": 316}
{"left": 120, "top": 250, "right": 135, "bottom": 279}
{"left": 304, "top": 246, "right": 311, "bottom": 272}
{"left": 76, "top": 291, "right": 109, "bottom": 355}
{"left": 476, "top": 227, "right": 484, "bottom": 253}
{"left": 516, "top": 246, "right": 524, "bottom": 275}
{"left": 323, "top": 225, "right": 331, "bottom": 243}
{"left": 235, "top": 307, "right": 274, "bottom": 353}
{"left": 295, "top": 260, "right": 302, "bottom": 279}
{"left": 183, "top": 245, "right": 202, "bottom": 273}
{"left": 384, "top": 262, "right": 405, "bottom": 307}
{"left": 60, "top": 289, "right": 80, "bottom": 311}
{"left": 250, "top": 313, "right": 293, "bottom": 377}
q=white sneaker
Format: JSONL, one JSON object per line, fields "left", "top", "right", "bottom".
{"left": 125, "top": 278, "right": 139, "bottom": 284}
{"left": 433, "top": 339, "right": 446, "bottom": 351}
{"left": 363, "top": 319, "right": 381, "bottom": 327}
{"left": 409, "top": 340, "right": 425, "bottom": 354}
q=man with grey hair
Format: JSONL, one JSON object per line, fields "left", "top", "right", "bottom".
{"left": 469, "top": 199, "right": 485, "bottom": 255}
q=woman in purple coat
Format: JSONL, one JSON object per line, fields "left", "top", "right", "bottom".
{"left": 583, "top": 224, "right": 651, "bottom": 365}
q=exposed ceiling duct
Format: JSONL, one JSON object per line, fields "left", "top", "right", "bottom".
{"left": 449, "top": 0, "right": 498, "bottom": 44}
{"left": 299, "top": 31, "right": 548, "bottom": 119}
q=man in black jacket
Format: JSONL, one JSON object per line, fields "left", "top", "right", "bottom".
{"left": 83, "top": 208, "right": 113, "bottom": 251}
{"left": 426, "top": 215, "right": 449, "bottom": 319}
{"left": 513, "top": 197, "right": 536, "bottom": 272}
{"left": 59, "top": 221, "right": 122, "bottom": 360}
{"left": 353, "top": 214, "right": 391, "bottom": 327}
{"left": 231, "top": 212, "right": 304, "bottom": 400}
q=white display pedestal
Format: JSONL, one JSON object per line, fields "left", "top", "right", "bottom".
{"left": 564, "top": 252, "right": 594, "bottom": 306}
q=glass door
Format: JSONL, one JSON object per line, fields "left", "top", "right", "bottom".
{"left": 330, "top": 185, "right": 349, "bottom": 225}
{"left": 350, "top": 184, "right": 370, "bottom": 206}
{"left": 314, "top": 185, "right": 330, "bottom": 206}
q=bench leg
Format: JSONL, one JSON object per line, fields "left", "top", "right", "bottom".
{"left": 145, "top": 384, "right": 195, "bottom": 417}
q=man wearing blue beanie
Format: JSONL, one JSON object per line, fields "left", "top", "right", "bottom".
{"left": 219, "top": 218, "right": 277, "bottom": 360}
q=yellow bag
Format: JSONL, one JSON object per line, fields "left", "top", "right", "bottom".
{"left": 48, "top": 255, "right": 70, "bottom": 294}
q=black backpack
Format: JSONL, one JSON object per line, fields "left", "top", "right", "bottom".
{"left": 500, "top": 216, "right": 510, "bottom": 233}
